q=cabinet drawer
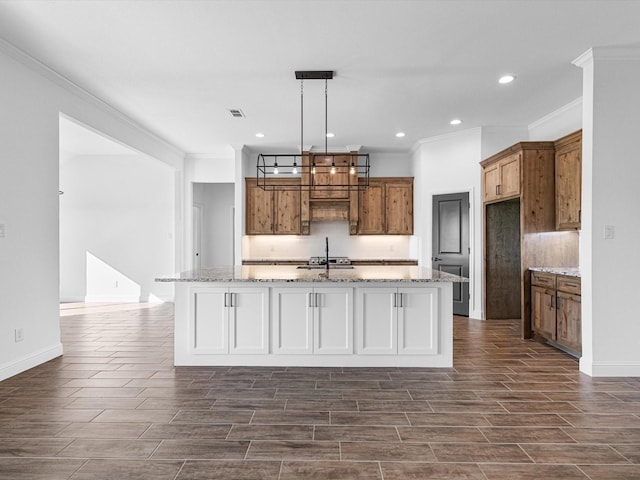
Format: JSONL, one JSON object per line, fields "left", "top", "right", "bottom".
{"left": 557, "top": 276, "right": 581, "bottom": 295}
{"left": 531, "top": 271, "right": 556, "bottom": 288}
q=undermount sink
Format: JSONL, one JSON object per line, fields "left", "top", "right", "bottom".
{"left": 296, "top": 265, "right": 355, "bottom": 270}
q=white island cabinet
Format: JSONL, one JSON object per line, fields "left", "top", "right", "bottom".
{"left": 161, "top": 265, "right": 466, "bottom": 368}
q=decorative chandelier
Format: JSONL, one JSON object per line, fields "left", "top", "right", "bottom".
{"left": 256, "top": 70, "right": 370, "bottom": 191}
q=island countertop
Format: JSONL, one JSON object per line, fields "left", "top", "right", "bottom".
{"left": 156, "top": 265, "right": 468, "bottom": 283}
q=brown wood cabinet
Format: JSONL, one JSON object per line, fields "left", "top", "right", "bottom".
{"left": 482, "top": 151, "right": 521, "bottom": 203}
{"left": 309, "top": 154, "right": 350, "bottom": 200}
{"left": 481, "top": 141, "right": 579, "bottom": 339}
{"left": 357, "top": 178, "right": 413, "bottom": 235}
{"left": 531, "top": 270, "right": 581, "bottom": 356}
{"left": 245, "top": 178, "right": 301, "bottom": 235}
{"left": 555, "top": 130, "right": 582, "bottom": 231}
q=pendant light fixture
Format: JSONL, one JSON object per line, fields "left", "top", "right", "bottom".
{"left": 256, "top": 70, "right": 369, "bottom": 190}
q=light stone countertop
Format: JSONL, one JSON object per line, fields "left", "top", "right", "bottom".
{"left": 529, "top": 266, "right": 581, "bottom": 278}
{"left": 156, "top": 265, "right": 468, "bottom": 283}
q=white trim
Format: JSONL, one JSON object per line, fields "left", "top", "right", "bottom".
{"left": 410, "top": 127, "right": 482, "bottom": 154}
{"left": 60, "top": 296, "right": 86, "bottom": 303}
{"left": 0, "top": 343, "right": 64, "bottom": 381}
{"left": 84, "top": 295, "right": 141, "bottom": 303}
{"left": 527, "top": 97, "right": 583, "bottom": 131}
{"left": 0, "top": 37, "right": 184, "bottom": 164}
{"left": 582, "top": 360, "right": 640, "bottom": 377}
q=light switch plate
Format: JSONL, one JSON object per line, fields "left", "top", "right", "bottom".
{"left": 0, "top": 224, "right": 4, "bottom": 238}
{"left": 604, "top": 224, "right": 615, "bottom": 240}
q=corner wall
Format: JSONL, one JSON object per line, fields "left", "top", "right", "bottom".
{"left": 0, "top": 42, "right": 183, "bottom": 381}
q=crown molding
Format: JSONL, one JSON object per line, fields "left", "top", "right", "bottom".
{"left": 528, "top": 97, "right": 582, "bottom": 131}
{"left": 573, "top": 46, "right": 640, "bottom": 68}
{"left": 0, "top": 36, "right": 185, "bottom": 161}
{"left": 410, "top": 127, "right": 482, "bottom": 155}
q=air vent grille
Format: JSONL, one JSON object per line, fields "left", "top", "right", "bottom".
{"left": 228, "top": 109, "right": 245, "bottom": 118}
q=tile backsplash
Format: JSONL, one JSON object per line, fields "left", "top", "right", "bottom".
{"left": 243, "top": 222, "right": 416, "bottom": 260}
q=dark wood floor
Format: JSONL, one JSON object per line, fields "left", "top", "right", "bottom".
{"left": 1, "top": 303, "right": 639, "bottom": 479}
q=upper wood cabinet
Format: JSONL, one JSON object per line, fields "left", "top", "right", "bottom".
{"left": 386, "top": 181, "right": 413, "bottom": 235}
{"left": 245, "top": 178, "right": 301, "bottom": 235}
{"left": 482, "top": 151, "right": 521, "bottom": 203}
{"left": 555, "top": 130, "right": 582, "bottom": 231}
{"left": 358, "top": 178, "right": 413, "bottom": 235}
{"left": 309, "top": 155, "right": 350, "bottom": 200}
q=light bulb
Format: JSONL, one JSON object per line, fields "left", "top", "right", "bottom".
{"left": 292, "top": 165, "right": 298, "bottom": 174}
{"left": 273, "top": 164, "right": 279, "bottom": 175}
{"left": 349, "top": 165, "right": 356, "bottom": 175}
{"left": 330, "top": 165, "right": 336, "bottom": 175}
{"left": 311, "top": 164, "right": 316, "bottom": 174}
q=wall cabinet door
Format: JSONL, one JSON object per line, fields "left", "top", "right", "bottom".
{"left": 272, "top": 288, "right": 314, "bottom": 354}
{"left": 314, "top": 288, "right": 353, "bottom": 354}
{"left": 245, "top": 182, "right": 274, "bottom": 234}
{"left": 358, "top": 182, "right": 385, "bottom": 234}
{"left": 397, "top": 287, "right": 438, "bottom": 355}
{"left": 229, "top": 287, "right": 269, "bottom": 354}
{"left": 274, "top": 188, "right": 301, "bottom": 234}
{"left": 192, "top": 288, "right": 229, "bottom": 354}
{"left": 555, "top": 132, "right": 582, "bottom": 231}
{"left": 532, "top": 286, "right": 556, "bottom": 340}
{"left": 357, "top": 288, "right": 397, "bottom": 354}
{"left": 386, "top": 182, "right": 413, "bottom": 234}
{"left": 557, "top": 292, "right": 581, "bottom": 353}
{"left": 482, "top": 153, "right": 521, "bottom": 202}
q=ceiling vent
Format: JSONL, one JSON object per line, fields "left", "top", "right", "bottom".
{"left": 227, "top": 109, "right": 245, "bottom": 118}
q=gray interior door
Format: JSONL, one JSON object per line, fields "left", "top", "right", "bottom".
{"left": 432, "top": 192, "right": 470, "bottom": 316}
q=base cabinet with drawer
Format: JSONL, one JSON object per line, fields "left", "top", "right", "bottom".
{"left": 531, "top": 271, "right": 581, "bottom": 356}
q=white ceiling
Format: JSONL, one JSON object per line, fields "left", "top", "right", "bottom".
{"left": 2, "top": 1, "right": 640, "bottom": 155}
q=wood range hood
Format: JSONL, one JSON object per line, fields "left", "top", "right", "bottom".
{"left": 302, "top": 152, "right": 360, "bottom": 234}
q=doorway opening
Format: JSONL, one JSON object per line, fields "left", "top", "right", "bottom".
{"left": 192, "top": 183, "right": 235, "bottom": 268}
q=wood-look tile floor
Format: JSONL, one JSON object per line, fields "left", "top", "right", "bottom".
{"left": 1, "top": 303, "right": 640, "bottom": 479}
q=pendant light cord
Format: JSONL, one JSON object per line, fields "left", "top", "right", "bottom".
{"left": 325, "top": 79, "right": 328, "bottom": 155}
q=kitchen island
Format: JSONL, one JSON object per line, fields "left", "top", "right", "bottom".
{"left": 157, "top": 266, "right": 467, "bottom": 368}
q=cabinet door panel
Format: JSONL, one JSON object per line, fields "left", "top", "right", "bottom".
{"left": 385, "top": 183, "right": 413, "bottom": 234}
{"left": 532, "top": 286, "right": 556, "bottom": 340}
{"left": 483, "top": 163, "right": 500, "bottom": 202}
{"left": 193, "top": 289, "right": 228, "bottom": 354}
{"left": 557, "top": 292, "right": 581, "bottom": 354}
{"left": 556, "top": 148, "right": 581, "bottom": 230}
{"left": 314, "top": 288, "right": 353, "bottom": 354}
{"left": 274, "top": 188, "right": 301, "bottom": 234}
{"left": 357, "top": 288, "right": 397, "bottom": 354}
{"left": 499, "top": 153, "right": 521, "bottom": 198}
{"left": 246, "top": 182, "right": 273, "bottom": 234}
{"left": 272, "top": 288, "right": 313, "bottom": 354}
{"left": 398, "top": 288, "right": 438, "bottom": 355}
{"left": 229, "top": 288, "right": 269, "bottom": 354}
{"left": 358, "top": 182, "right": 385, "bottom": 234}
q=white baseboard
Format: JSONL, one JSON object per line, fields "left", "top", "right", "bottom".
{"left": 0, "top": 343, "right": 64, "bottom": 381}
{"left": 84, "top": 295, "right": 141, "bottom": 303}
{"left": 60, "top": 296, "right": 85, "bottom": 303}
{"left": 581, "top": 359, "right": 640, "bottom": 377}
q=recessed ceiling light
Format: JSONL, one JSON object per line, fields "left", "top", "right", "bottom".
{"left": 498, "top": 75, "right": 516, "bottom": 84}
{"left": 450, "top": 119, "right": 462, "bottom": 125}
{"left": 326, "top": 133, "right": 335, "bottom": 138}
{"left": 255, "top": 133, "right": 265, "bottom": 138}
{"left": 395, "top": 132, "right": 406, "bottom": 138}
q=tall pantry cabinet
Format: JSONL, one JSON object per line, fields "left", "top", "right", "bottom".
{"left": 481, "top": 142, "right": 578, "bottom": 338}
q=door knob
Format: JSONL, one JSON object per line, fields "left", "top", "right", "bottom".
{"left": 432, "top": 257, "right": 442, "bottom": 261}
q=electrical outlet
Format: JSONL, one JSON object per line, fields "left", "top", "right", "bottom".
{"left": 0, "top": 223, "right": 5, "bottom": 238}
{"left": 604, "top": 224, "right": 615, "bottom": 240}
{"left": 14, "top": 328, "right": 24, "bottom": 343}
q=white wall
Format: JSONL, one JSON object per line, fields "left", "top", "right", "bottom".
{"left": 60, "top": 154, "right": 175, "bottom": 302}
{"left": 183, "top": 153, "right": 236, "bottom": 269}
{"left": 244, "top": 222, "right": 412, "bottom": 260}
{"left": 575, "top": 47, "right": 640, "bottom": 376}
{"left": 412, "top": 129, "right": 483, "bottom": 318}
{"left": 529, "top": 98, "right": 582, "bottom": 141}
{"left": 0, "top": 42, "right": 183, "bottom": 381}
{"left": 193, "top": 183, "right": 235, "bottom": 266}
